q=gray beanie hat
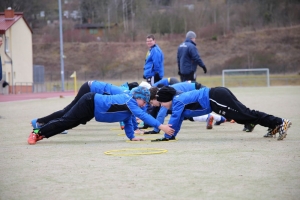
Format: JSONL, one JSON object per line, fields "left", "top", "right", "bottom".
{"left": 186, "top": 31, "right": 196, "bottom": 39}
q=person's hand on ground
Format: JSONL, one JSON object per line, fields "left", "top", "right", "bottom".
{"left": 158, "top": 124, "right": 174, "bottom": 136}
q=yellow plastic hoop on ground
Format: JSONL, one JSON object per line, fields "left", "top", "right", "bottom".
{"left": 104, "top": 148, "right": 168, "bottom": 156}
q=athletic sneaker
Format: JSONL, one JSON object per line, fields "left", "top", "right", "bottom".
{"left": 206, "top": 115, "right": 214, "bottom": 129}
{"left": 263, "top": 127, "right": 278, "bottom": 138}
{"left": 27, "top": 131, "right": 43, "bottom": 145}
{"left": 277, "top": 119, "right": 292, "bottom": 140}
{"left": 31, "top": 118, "right": 42, "bottom": 129}
{"left": 31, "top": 119, "right": 67, "bottom": 134}
{"left": 144, "top": 130, "right": 160, "bottom": 134}
{"left": 244, "top": 124, "right": 256, "bottom": 132}
{"left": 151, "top": 136, "right": 176, "bottom": 142}
{"left": 214, "top": 116, "right": 226, "bottom": 125}
{"left": 119, "top": 121, "right": 125, "bottom": 130}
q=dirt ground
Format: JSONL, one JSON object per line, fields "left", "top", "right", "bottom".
{"left": 0, "top": 86, "right": 299, "bottom": 200}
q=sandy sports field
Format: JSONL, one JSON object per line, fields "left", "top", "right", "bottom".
{"left": 0, "top": 86, "right": 299, "bottom": 200}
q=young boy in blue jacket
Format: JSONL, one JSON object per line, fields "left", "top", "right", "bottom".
{"left": 30, "top": 81, "right": 139, "bottom": 131}
{"left": 27, "top": 86, "right": 174, "bottom": 145}
{"left": 144, "top": 82, "right": 226, "bottom": 134}
{"left": 152, "top": 86, "right": 291, "bottom": 141}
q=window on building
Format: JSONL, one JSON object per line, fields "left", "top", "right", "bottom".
{"left": 89, "top": 29, "right": 98, "bottom": 34}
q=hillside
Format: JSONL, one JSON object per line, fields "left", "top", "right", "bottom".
{"left": 33, "top": 26, "right": 300, "bottom": 81}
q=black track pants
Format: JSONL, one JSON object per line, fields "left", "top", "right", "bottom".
{"left": 180, "top": 71, "right": 196, "bottom": 82}
{"left": 37, "top": 82, "right": 91, "bottom": 124}
{"left": 209, "top": 87, "right": 282, "bottom": 129}
{"left": 39, "top": 92, "right": 95, "bottom": 138}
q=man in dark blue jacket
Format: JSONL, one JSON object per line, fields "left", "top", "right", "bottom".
{"left": 177, "top": 31, "right": 207, "bottom": 82}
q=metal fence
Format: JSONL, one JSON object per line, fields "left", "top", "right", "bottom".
{"left": 3, "top": 75, "right": 300, "bottom": 94}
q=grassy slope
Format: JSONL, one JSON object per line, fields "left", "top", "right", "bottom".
{"left": 33, "top": 26, "right": 300, "bottom": 80}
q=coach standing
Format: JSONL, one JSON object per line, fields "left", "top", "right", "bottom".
{"left": 177, "top": 31, "right": 207, "bottom": 82}
{"left": 143, "top": 34, "right": 164, "bottom": 86}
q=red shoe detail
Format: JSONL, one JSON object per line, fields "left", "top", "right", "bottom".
{"left": 206, "top": 115, "right": 214, "bottom": 129}
{"left": 27, "top": 132, "right": 43, "bottom": 145}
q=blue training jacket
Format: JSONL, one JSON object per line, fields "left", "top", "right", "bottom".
{"left": 90, "top": 81, "right": 129, "bottom": 94}
{"left": 153, "top": 82, "right": 198, "bottom": 132}
{"left": 177, "top": 38, "right": 205, "bottom": 75}
{"left": 163, "top": 88, "right": 211, "bottom": 138}
{"left": 94, "top": 93, "right": 161, "bottom": 140}
{"left": 152, "top": 78, "right": 170, "bottom": 87}
{"left": 144, "top": 44, "right": 164, "bottom": 79}
{"left": 90, "top": 81, "right": 139, "bottom": 130}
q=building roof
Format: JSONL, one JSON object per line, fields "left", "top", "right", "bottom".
{"left": 0, "top": 12, "right": 33, "bottom": 34}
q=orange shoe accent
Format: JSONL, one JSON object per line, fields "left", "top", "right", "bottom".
{"left": 27, "top": 132, "right": 43, "bottom": 145}
{"left": 206, "top": 115, "right": 214, "bottom": 129}
{"left": 230, "top": 120, "right": 235, "bottom": 123}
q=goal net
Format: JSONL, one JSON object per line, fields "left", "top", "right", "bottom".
{"left": 222, "top": 68, "right": 270, "bottom": 87}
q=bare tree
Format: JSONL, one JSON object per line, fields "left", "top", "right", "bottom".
{"left": 122, "top": 0, "right": 128, "bottom": 32}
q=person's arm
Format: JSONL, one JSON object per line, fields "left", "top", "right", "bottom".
{"left": 123, "top": 116, "right": 144, "bottom": 141}
{"left": 131, "top": 115, "right": 139, "bottom": 130}
{"left": 127, "top": 99, "right": 174, "bottom": 135}
{"left": 177, "top": 47, "right": 181, "bottom": 75}
{"left": 164, "top": 100, "right": 185, "bottom": 136}
{"left": 189, "top": 46, "right": 206, "bottom": 69}
{"left": 151, "top": 47, "right": 163, "bottom": 77}
{"left": 144, "top": 50, "right": 153, "bottom": 79}
{"left": 154, "top": 46, "right": 164, "bottom": 78}
{"left": 145, "top": 106, "right": 168, "bottom": 134}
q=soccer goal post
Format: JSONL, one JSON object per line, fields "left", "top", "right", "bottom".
{"left": 222, "top": 68, "right": 270, "bottom": 87}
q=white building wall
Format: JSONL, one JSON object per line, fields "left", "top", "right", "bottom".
{"left": 10, "top": 18, "right": 33, "bottom": 84}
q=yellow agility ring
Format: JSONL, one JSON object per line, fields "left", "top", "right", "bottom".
{"left": 104, "top": 148, "right": 168, "bottom": 156}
